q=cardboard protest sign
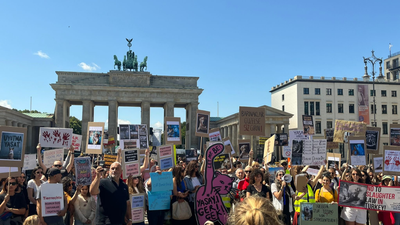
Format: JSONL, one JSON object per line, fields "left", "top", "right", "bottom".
{"left": 348, "top": 137, "right": 367, "bottom": 166}
{"left": 74, "top": 157, "right": 92, "bottom": 186}
{"left": 120, "top": 139, "right": 138, "bottom": 150}
{"left": 333, "top": 120, "right": 367, "bottom": 143}
{"left": 222, "top": 137, "right": 235, "bottom": 155}
{"left": 302, "top": 115, "right": 314, "bottom": 135}
{"left": 209, "top": 128, "right": 222, "bottom": 142}
{"left": 239, "top": 106, "right": 265, "bottom": 136}
{"left": 86, "top": 122, "right": 104, "bottom": 154}
{"left": 263, "top": 135, "right": 275, "bottom": 163}
{"left": 390, "top": 124, "right": 400, "bottom": 146}
{"left": 165, "top": 117, "right": 181, "bottom": 145}
{"left": 372, "top": 154, "right": 383, "bottom": 173}
{"left": 382, "top": 146, "right": 400, "bottom": 176}
{"left": 195, "top": 143, "right": 234, "bottom": 225}
{"left": 325, "top": 128, "right": 339, "bottom": 149}
{"left": 268, "top": 167, "right": 284, "bottom": 184}
{"left": 148, "top": 191, "right": 171, "bottom": 210}
{"left": 282, "top": 146, "right": 291, "bottom": 158}
{"left": 0, "top": 167, "right": 20, "bottom": 179}
{"left": 213, "top": 153, "right": 232, "bottom": 170}
{"left": 157, "top": 145, "right": 174, "bottom": 170}
{"left": 300, "top": 203, "right": 338, "bottom": 225}
{"left": 271, "top": 133, "right": 288, "bottom": 146}
{"left": 23, "top": 154, "right": 37, "bottom": 171}
{"left": 0, "top": 126, "right": 27, "bottom": 167}
{"left": 195, "top": 110, "right": 210, "bottom": 137}
{"left": 366, "top": 127, "right": 381, "bottom": 154}
{"left": 104, "top": 154, "right": 117, "bottom": 169}
{"left": 150, "top": 171, "right": 173, "bottom": 192}
{"left": 39, "top": 127, "right": 73, "bottom": 148}
{"left": 43, "top": 149, "right": 64, "bottom": 169}
{"left": 295, "top": 174, "right": 308, "bottom": 192}
{"left": 327, "top": 153, "right": 341, "bottom": 169}
{"left": 71, "top": 134, "right": 82, "bottom": 152}
{"left": 238, "top": 139, "right": 251, "bottom": 162}
{"left": 122, "top": 148, "right": 140, "bottom": 178}
{"left": 119, "top": 124, "right": 148, "bottom": 149}
{"left": 306, "top": 168, "right": 319, "bottom": 176}
{"left": 302, "top": 139, "right": 327, "bottom": 166}
{"left": 338, "top": 180, "right": 400, "bottom": 212}
{"left": 131, "top": 194, "right": 145, "bottom": 223}
{"left": 40, "top": 183, "right": 64, "bottom": 217}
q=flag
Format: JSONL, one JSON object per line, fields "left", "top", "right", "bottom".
{"left": 389, "top": 43, "right": 393, "bottom": 51}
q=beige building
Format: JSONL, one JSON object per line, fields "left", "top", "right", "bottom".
{"left": 384, "top": 51, "right": 400, "bottom": 81}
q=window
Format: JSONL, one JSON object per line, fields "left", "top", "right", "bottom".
{"left": 386, "top": 61, "right": 390, "bottom": 69}
{"left": 387, "top": 72, "right": 391, "bottom": 80}
{"left": 282, "top": 105, "right": 285, "bottom": 112}
{"left": 310, "top": 102, "right": 314, "bottom": 115}
{"left": 370, "top": 90, "right": 376, "bottom": 96}
{"left": 282, "top": 94, "right": 284, "bottom": 101}
{"left": 383, "top": 122, "right": 388, "bottom": 135}
{"left": 349, "top": 89, "right": 354, "bottom": 96}
{"left": 316, "top": 102, "right": 320, "bottom": 116}
{"left": 393, "top": 105, "right": 398, "bottom": 114}
{"left": 327, "top": 121, "right": 333, "bottom": 129}
{"left": 326, "top": 103, "right": 332, "bottom": 113}
{"left": 392, "top": 91, "right": 397, "bottom": 97}
{"left": 338, "top": 89, "right": 343, "bottom": 95}
{"left": 396, "top": 71, "right": 400, "bottom": 80}
{"left": 382, "top": 105, "right": 387, "bottom": 114}
{"left": 338, "top": 103, "right": 344, "bottom": 113}
{"left": 304, "top": 88, "right": 309, "bottom": 95}
{"left": 316, "top": 121, "right": 321, "bottom": 134}
{"left": 381, "top": 90, "right": 387, "bottom": 97}
{"left": 304, "top": 102, "right": 309, "bottom": 115}
{"left": 349, "top": 104, "right": 354, "bottom": 113}
{"left": 326, "top": 88, "right": 332, "bottom": 95}
{"left": 371, "top": 104, "right": 377, "bottom": 114}
{"left": 315, "top": 88, "right": 320, "bottom": 95}
{"left": 394, "top": 58, "right": 399, "bottom": 68}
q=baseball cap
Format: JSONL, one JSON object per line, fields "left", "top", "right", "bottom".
{"left": 47, "top": 168, "right": 61, "bottom": 177}
{"left": 382, "top": 175, "right": 392, "bottom": 181}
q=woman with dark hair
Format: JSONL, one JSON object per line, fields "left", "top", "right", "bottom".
{"left": 74, "top": 185, "right": 96, "bottom": 225}
{"left": 183, "top": 160, "right": 204, "bottom": 224}
{"left": 16, "top": 172, "right": 29, "bottom": 219}
{"left": 246, "top": 168, "right": 271, "bottom": 199}
{"left": 172, "top": 166, "right": 189, "bottom": 225}
{"left": 271, "top": 170, "right": 297, "bottom": 225}
{"left": 127, "top": 175, "right": 146, "bottom": 225}
{"left": 0, "top": 177, "right": 27, "bottom": 225}
{"left": 315, "top": 173, "right": 338, "bottom": 203}
{"left": 361, "top": 170, "right": 372, "bottom": 184}
{"left": 27, "top": 167, "right": 44, "bottom": 216}
{"left": 378, "top": 175, "right": 394, "bottom": 225}
{"left": 62, "top": 177, "right": 82, "bottom": 225}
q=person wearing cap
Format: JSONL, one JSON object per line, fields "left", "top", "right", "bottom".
{"left": 36, "top": 168, "right": 67, "bottom": 225}
{"left": 36, "top": 143, "right": 75, "bottom": 179}
{"left": 378, "top": 175, "right": 394, "bottom": 225}
{"left": 280, "top": 160, "right": 290, "bottom": 175}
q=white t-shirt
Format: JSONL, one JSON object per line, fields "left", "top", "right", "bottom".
{"left": 191, "top": 177, "right": 201, "bottom": 187}
{"left": 27, "top": 179, "right": 44, "bottom": 204}
{"left": 271, "top": 183, "right": 295, "bottom": 213}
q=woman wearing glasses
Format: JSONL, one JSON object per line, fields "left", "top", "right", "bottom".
{"left": 237, "top": 166, "right": 252, "bottom": 201}
{"left": 172, "top": 166, "right": 189, "bottom": 225}
{"left": 340, "top": 168, "right": 367, "bottom": 225}
{"left": 0, "top": 177, "right": 27, "bottom": 225}
{"left": 127, "top": 174, "right": 146, "bottom": 225}
{"left": 27, "top": 167, "right": 45, "bottom": 216}
{"left": 184, "top": 161, "right": 204, "bottom": 224}
{"left": 271, "top": 170, "right": 297, "bottom": 225}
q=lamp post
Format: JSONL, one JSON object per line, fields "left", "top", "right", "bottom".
{"left": 363, "top": 50, "right": 384, "bottom": 127}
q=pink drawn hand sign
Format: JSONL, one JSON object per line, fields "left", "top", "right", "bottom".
{"left": 39, "top": 128, "right": 73, "bottom": 148}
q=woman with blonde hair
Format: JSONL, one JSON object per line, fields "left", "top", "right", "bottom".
{"left": 127, "top": 175, "right": 145, "bottom": 225}
{"left": 229, "top": 196, "right": 282, "bottom": 225}
{"left": 23, "top": 215, "right": 40, "bottom": 225}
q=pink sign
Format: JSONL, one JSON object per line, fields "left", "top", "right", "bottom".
{"left": 125, "top": 163, "right": 139, "bottom": 177}
{"left": 132, "top": 208, "right": 144, "bottom": 222}
{"left": 71, "top": 134, "right": 82, "bottom": 152}
{"left": 44, "top": 201, "right": 60, "bottom": 214}
{"left": 159, "top": 146, "right": 172, "bottom": 157}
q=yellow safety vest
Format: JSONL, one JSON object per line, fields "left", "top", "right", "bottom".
{"left": 285, "top": 169, "right": 290, "bottom": 175}
{"left": 221, "top": 194, "right": 231, "bottom": 208}
{"left": 294, "top": 184, "right": 315, "bottom": 212}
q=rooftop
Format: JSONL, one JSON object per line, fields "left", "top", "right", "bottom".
{"left": 210, "top": 117, "right": 224, "bottom": 122}
{"left": 23, "top": 113, "right": 54, "bottom": 118}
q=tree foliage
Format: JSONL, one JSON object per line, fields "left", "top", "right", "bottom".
{"left": 70, "top": 116, "right": 82, "bottom": 135}
{"left": 13, "top": 109, "right": 42, "bottom": 113}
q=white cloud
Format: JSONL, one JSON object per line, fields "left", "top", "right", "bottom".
{"left": 78, "top": 62, "right": 100, "bottom": 71}
{"left": 0, "top": 100, "right": 11, "bottom": 109}
{"left": 153, "top": 121, "right": 163, "bottom": 130}
{"left": 34, "top": 50, "right": 50, "bottom": 59}
{"left": 104, "top": 119, "right": 132, "bottom": 130}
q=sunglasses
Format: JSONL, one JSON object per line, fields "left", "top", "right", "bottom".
{"left": 244, "top": 171, "right": 251, "bottom": 173}
{"left": 277, "top": 174, "right": 284, "bottom": 177}
{"left": 68, "top": 183, "right": 73, "bottom": 186}
{"left": 36, "top": 171, "right": 43, "bottom": 174}
{"left": 352, "top": 173, "right": 360, "bottom": 176}
{"left": 9, "top": 182, "right": 17, "bottom": 186}
{"left": 54, "top": 165, "right": 62, "bottom": 168}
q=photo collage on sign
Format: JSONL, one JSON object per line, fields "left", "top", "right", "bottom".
{"left": 119, "top": 124, "right": 149, "bottom": 149}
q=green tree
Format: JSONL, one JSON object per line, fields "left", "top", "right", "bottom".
{"left": 70, "top": 116, "right": 82, "bottom": 134}
{"left": 176, "top": 122, "right": 186, "bottom": 149}
{"left": 13, "top": 109, "right": 42, "bottom": 113}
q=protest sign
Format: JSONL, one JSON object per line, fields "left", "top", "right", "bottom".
{"left": 327, "top": 153, "right": 341, "bottom": 169}
{"left": 259, "top": 137, "right": 268, "bottom": 145}
{"left": 23, "top": 154, "right": 36, "bottom": 171}
{"left": 222, "top": 137, "right": 235, "bottom": 155}
{"left": 185, "top": 149, "right": 198, "bottom": 163}
{"left": 383, "top": 146, "right": 400, "bottom": 176}
{"left": 295, "top": 174, "right": 308, "bottom": 192}
{"left": 263, "top": 135, "right": 275, "bottom": 163}
{"left": 300, "top": 203, "right": 338, "bottom": 225}
{"left": 150, "top": 171, "right": 173, "bottom": 192}
{"left": 122, "top": 149, "right": 140, "bottom": 178}
{"left": 213, "top": 153, "right": 232, "bottom": 170}
{"left": 165, "top": 117, "right": 181, "bottom": 145}
{"left": 282, "top": 146, "right": 291, "bottom": 158}
{"left": 339, "top": 180, "right": 400, "bottom": 212}
{"left": 0, "top": 126, "right": 27, "bottom": 167}
{"left": 238, "top": 139, "right": 251, "bottom": 162}
{"left": 348, "top": 137, "right": 366, "bottom": 166}
{"left": 43, "top": 149, "right": 64, "bottom": 169}
{"left": 40, "top": 183, "right": 64, "bottom": 217}
{"left": 131, "top": 194, "right": 145, "bottom": 223}
{"left": 306, "top": 168, "right": 319, "bottom": 176}
{"left": 302, "top": 115, "right": 314, "bottom": 135}
{"left": 302, "top": 139, "right": 327, "bottom": 166}
{"left": 271, "top": 133, "right": 288, "bottom": 146}
{"left": 71, "top": 134, "right": 82, "bottom": 152}
{"left": 366, "top": 127, "right": 381, "bottom": 154}
{"left": 390, "top": 124, "right": 400, "bottom": 146}
{"left": 119, "top": 124, "right": 148, "bottom": 149}
{"left": 289, "top": 130, "right": 310, "bottom": 146}
{"left": 157, "top": 145, "right": 174, "bottom": 170}
{"left": 209, "top": 128, "right": 222, "bottom": 142}
{"left": 132, "top": 208, "right": 144, "bottom": 223}
{"left": 86, "top": 122, "right": 104, "bottom": 154}
{"left": 333, "top": 120, "right": 367, "bottom": 143}
{"left": 372, "top": 154, "right": 383, "bottom": 173}
{"left": 0, "top": 167, "right": 20, "bottom": 179}
{"left": 74, "top": 157, "right": 92, "bottom": 186}
{"left": 195, "top": 110, "right": 210, "bottom": 137}
{"left": 148, "top": 190, "right": 171, "bottom": 210}
{"left": 39, "top": 127, "right": 73, "bottom": 148}
{"left": 239, "top": 106, "right": 266, "bottom": 136}
{"left": 325, "top": 128, "right": 339, "bottom": 149}
{"left": 120, "top": 139, "right": 138, "bottom": 150}
{"left": 268, "top": 167, "right": 284, "bottom": 184}
{"left": 104, "top": 154, "right": 117, "bottom": 169}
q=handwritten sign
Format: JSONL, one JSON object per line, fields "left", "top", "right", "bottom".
{"left": 159, "top": 145, "right": 172, "bottom": 157}
{"left": 43, "top": 149, "right": 64, "bottom": 169}
{"left": 104, "top": 154, "right": 117, "bottom": 169}
{"left": 39, "top": 127, "right": 73, "bottom": 148}
{"left": 302, "top": 139, "right": 327, "bottom": 166}
{"left": 74, "top": 157, "right": 92, "bottom": 186}
{"left": 300, "top": 203, "right": 338, "bottom": 225}
{"left": 40, "top": 183, "right": 64, "bottom": 217}
{"left": 150, "top": 172, "right": 173, "bottom": 192}
{"left": 148, "top": 191, "right": 171, "bottom": 210}
{"left": 209, "top": 128, "right": 222, "bottom": 142}
{"left": 239, "top": 106, "right": 266, "bottom": 136}
{"left": 23, "top": 154, "right": 36, "bottom": 171}
{"left": 157, "top": 145, "right": 174, "bottom": 170}
{"left": 263, "top": 135, "right": 275, "bottom": 163}
{"left": 132, "top": 208, "right": 144, "bottom": 223}
{"left": 71, "top": 134, "right": 82, "bottom": 152}
{"left": 333, "top": 120, "right": 367, "bottom": 143}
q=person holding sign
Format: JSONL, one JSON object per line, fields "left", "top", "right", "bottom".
{"left": 0, "top": 177, "right": 27, "bottom": 225}
{"left": 127, "top": 175, "right": 145, "bottom": 225}
{"left": 271, "top": 170, "right": 297, "bottom": 225}
{"left": 36, "top": 144, "right": 75, "bottom": 179}
{"left": 27, "top": 167, "right": 45, "bottom": 216}
{"left": 292, "top": 172, "right": 316, "bottom": 225}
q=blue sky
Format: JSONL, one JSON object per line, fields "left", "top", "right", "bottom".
{"left": 1, "top": 0, "right": 399, "bottom": 130}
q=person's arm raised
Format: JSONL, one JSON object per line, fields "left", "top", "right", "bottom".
{"left": 65, "top": 145, "right": 75, "bottom": 173}
{"left": 140, "top": 149, "right": 150, "bottom": 173}
{"left": 36, "top": 144, "right": 47, "bottom": 172}
{"left": 90, "top": 167, "right": 103, "bottom": 196}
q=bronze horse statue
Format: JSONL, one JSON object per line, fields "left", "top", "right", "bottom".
{"left": 113, "top": 55, "right": 121, "bottom": 71}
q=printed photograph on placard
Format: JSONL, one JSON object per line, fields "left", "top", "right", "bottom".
{"left": 119, "top": 125, "right": 130, "bottom": 140}
{"left": 185, "top": 149, "right": 197, "bottom": 162}
{"left": 302, "top": 115, "right": 314, "bottom": 135}
{"left": 338, "top": 182, "right": 367, "bottom": 207}
{"left": 238, "top": 142, "right": 250, "bottom": 160}
{"left": 390, "top": 125, "right": 400, "bottom": 146}
{"left": 348, "top": 138, "right": 366, "bottom": 165}
{"left": 291, "top": 140, "right": 303, "bottom": 165}
{"left": 197, "top": 114, "right": 209, "bottom": 134}
{"left": 301, "top": 203, "right": 313, "bottom": 221}
{"left": 139, "top": 125, "right": 147, "bottom": 136}
{"left": 0, "top": 132, "right": 24, "bottom": 161}
{"left": 373, "top": 156, "right": 383, "bottom": 173}
{"left": 166, "top": 121, "right": 180, "bottom": 141}
{"left": 88, "top": 129, "right": 102, "bottom": 146}
{"left": 365, "top": 127, "right": 380, "bottom": 154}
{"left": 130, "top": 125, "right": 138, "bottom": 139}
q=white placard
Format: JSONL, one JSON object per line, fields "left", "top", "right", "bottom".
{"left": 40, "top": 183, "right": 64, "bottom": 217}
{"left": 39, "top": 128, "right": 73, "bottom": 148}
{"left": 302, "top": 139, "right": 327, "bottom": 166}
{"left": 43, "top": 149, "right": 64, "bottom": 169}
{"left": 209, "top": 130, "right": 222, "bottom": 142}
{"left": 384, "top": 150, "right": 400, "bottom": 173}
{"left": 349, "top": 139, "right": 366, "bottom": 166}
{"left": 283, "top": 146, "right": 292, "bottom": 158}
{"left": 223, "top": 139, "right": 235, "bottom": 155}
{"left": 374, "top": 157, "right": 383, "bottom": 173}
{"left": 23, "top": 154, "right": 37, "bottom": 171}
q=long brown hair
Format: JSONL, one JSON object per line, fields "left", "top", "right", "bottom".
{"left": 350, "top": 168, "right": 364, "bottom": 183}
{"left": 185, "top": 161, "right": 199, "bottom": 177}
{"left": 2, "top": 177, "right": 17, "bottom": 193}
{"left": 173, "top": 166, "right": 185, "bottom": 189}
{"left": 128, "top": 176, "right": 145, "bottom": 194}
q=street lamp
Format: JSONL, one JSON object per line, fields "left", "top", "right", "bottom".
{"left": 363, "top": 50, "right": 384, "bottom": 127}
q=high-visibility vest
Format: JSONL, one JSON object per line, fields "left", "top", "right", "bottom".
{"left": 294, "top": 184, "right": 315, "bottom": 212}
{"left": 221, "top": 194, "right": 231, "bottom": 208}
{"left": 285, "top": 169, "right": 290, "bottom": 175}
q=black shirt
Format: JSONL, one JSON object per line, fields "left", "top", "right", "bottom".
{"left": 0, "top": 192, "right": 27, "bottom": 218}
{"left": 246, "top": 184, "right": 272, "bottom": 199}
{"left": 96, "top": 177, "right": 129, "bottom": 224}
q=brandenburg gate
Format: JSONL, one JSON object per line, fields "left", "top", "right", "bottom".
{"left": 50, "top": 70, "right": 203, "bottom": 151}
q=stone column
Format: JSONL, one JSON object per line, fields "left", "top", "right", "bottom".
{"left": 236, "top": 124, "right": 240, "bottom": 152}
{"left": 6, "top": 120, "right": 12, "bottom": 126}
{"left": 55, "top": 99, "right": 65, "bottom": 128}
{"left": 17, "top": 123, "right": 22, "bottom": 127}
{"left": 141, "top": 101, "right": 150, "bottom": 129}
{"left": 284, "top": 124, "right": 289, "bottom": 134}
{"left": 227, "top": 125, "right": 232, "bottom": 142}
{"left": 27, "top": 125, "right": 33, "bottom": 154}
{"left": 223, "top": 126, "right": 227, "bottom": 139}
{"left": 63, "top": 101, "right": 71, "bottom": 128}
{"left": 269, "top": 124, "right": 276, "bottom": 137}
{"left": 12, "top": 121, "right": 17, "bottom": 127}
{"left": 108, "top": 100, "right": 119, "bottom": 144}
{"left": 82, "top": 100, "right": 94, "bottom": 153}
{"left": 0, "top": 118, "right": 6, "bottom": 126}
{"left": 185, "top": 102, "right": 198, "bottom": 149}
{"left": 163, "top": 102, "right": 174, "bottom": 118}
{"left": 232, "top": 124, "right": 237, "bottom": 152}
